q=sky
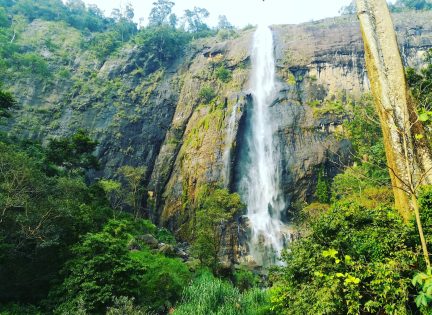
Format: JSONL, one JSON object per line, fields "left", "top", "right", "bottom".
{"left": 82, "top": 0, "right": 355, "bottom": 27}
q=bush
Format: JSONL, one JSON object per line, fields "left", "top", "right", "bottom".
{"left": 234, "top": 269, "right": 259, "bottom": 292}
{"left": 130, "top": 249, "right": 191, "bottom": 312}
{"left": 133, "top": 26, "right": 191, "bottom": 74}
{"left": 50, "top": 227, "right": 146, "bottom": 314}
{"left": 215, "top": 65, "right": 232, "bottom": 83}
{"left": 49, "top": 218, "right": 190, "bottom": 314}
{"left": 198, "top": 85, "right": 216, "bottom": 104}
{"left": 269, "top": 200, "right": 419, "bottom": 315}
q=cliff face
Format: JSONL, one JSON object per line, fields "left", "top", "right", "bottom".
{"left": 4, "top": 12, "right": 432, "bottom": 247}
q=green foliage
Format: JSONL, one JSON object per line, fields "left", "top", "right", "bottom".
{"left": 130, "top": 249, "right": 191, "bottom": 312}
{"left": 117, "top": 165, "right": 147, "bottom": 218}
{"left": 0, "top": 84, "right": 17, "bottom": 117}
{"left": 0, "top": 6, "right": 9, "bottom": 27}
{"left": 310, "top": 98, "right": 347, "bottom": 118}
{"left": 0, "top": 139, "right": 110, "bottom": 305}
{"left": 106, "top": 296, "right": 151, "bottom": 315}
{"left": 412, "top": 268, "right": 432, "bottom": 312}
{"left": 215, "top": 65, "right": 232, "bottom": 83}
{"left": 315, "top": 166, "right": 329, "bottom": 203}
{"left": 50, "top": 218, "right": 190, "bottom": 314}
{"left": 0, "top": 303, "right": 43, "bottom": 314}
{"left": 269, "top": 199, "right": 419, "bottom": 315}
{"left": 234, "top": 269, "right": 259, "bottom": 293}
{"left": 198, "top": 85, "right": 217, "bottom": 104}
{"left": 407, "top": 49, "right": 432, "bottom": 120}
{"left": 391, "top": 0, "right": 432, "bottom": 11}
{"left": 174, "top": 271, "right": 271, "bottom": 315}
{"left": 148, "top": 0, "right": 175, "bottom": 27}
{"left": 16, "top": 52, "right": 50, "bottom": 77}
{"left": 133, "top": 26, "right": 191, "bottom": 74}
{"left": 337, "top": 94, "right": 390, "bottom": 196}
{"left": 192, "top": 188, "right": 243, "bottom": 270}
{"left": 46, "top": 129, "right": 99, "bottom": 175}
{"left": 50, "top": 222, "right": 146, "bottom": 314}
{"left": 10, "top": 0, "right": 110, "bottom": 32}
{"left": 182, "top": 7, "right": 210, "bottom": 33}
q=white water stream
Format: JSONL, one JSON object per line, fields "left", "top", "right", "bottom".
{"left": 239, "top": 25, "right": 287, "bottom": 266}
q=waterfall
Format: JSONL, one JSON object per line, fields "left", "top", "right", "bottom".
{"left": 223, "top": 102, "right": 239, "bottom": 188}
{"left": 239, "top": 25, "right": 287, "bottom": 266}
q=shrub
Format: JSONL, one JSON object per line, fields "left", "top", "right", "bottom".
{"left": 198, "top": 85, "right": 216, "bottom": 104}
{"left": 234, "top": 269, "right": 259, "bottom": 292}
{"left": 50, "top": 229, "right": 146, "bottom": 314}
{"left": 269, "top": 200, "right": 419, "bottom": 315}
{"left": 215, "top": 65, "right": 232, "bottom": 83}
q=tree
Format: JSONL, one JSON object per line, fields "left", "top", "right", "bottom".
{"left": 315, "top": 166, "right": 329, "bottom": 203}
{"left": 51, "top": 227, "right": 146, "bottom": 314}
{"left": 356, "top": 0, "right": 432, "bottom": 266}
{"left": 0, "top": 84, "right": 16, "bottom": 117}
{"left": 110, "top": 3, "right": 137, "bottom": 42}
{"left": 133, "top": 26, "right": 190, "bottom": 74}
{"left": 217, "top": 15, "right": 234, "bottom": 30}
{"left": 168, "top": 13, "right": 177, "bottom": 28}
{"left": 117, "top": 165, "right": 147, "bottom": 219}
{"left": 0, "top": 140, "right": 110, "bottom": 304}
{"left": 148, "top": 0, "right": 175, "bottom": 26}
{"left": 99, "top": 179, "right": 124, "bottom": 214}
{"left": 46, "top": 129, "right": 99, "bottom": 175}
{"left": 192, "top": 188, "right": 243, "bottom": 269}
{"left": 182, "top": 7, "right": 210, "bottom": 33}
{"left": 392, "top": 0, "right": 432, "bottom": 10}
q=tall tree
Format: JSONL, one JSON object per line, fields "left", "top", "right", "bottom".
{"left": 217, "top": 15, "right": 234, "bottom": 30}
{"left": 356, "top": 0, "right": 432, "bottom": 266}
{"left": 148, "top": 0, "right": 175, "bottom": 27}
{"left": 182, "top": 7, "right": 209, "bottom": 33}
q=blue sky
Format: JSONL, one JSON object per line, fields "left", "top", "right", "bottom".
{"left": 83, "top": 0, "right": 356, "bottom": 27}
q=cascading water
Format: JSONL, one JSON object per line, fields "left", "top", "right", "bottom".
{"left": 223, "top": 102, "right": 239, "bottom": 188}
{"left": 239, "top": 24, "right": 287, "bottom": 266}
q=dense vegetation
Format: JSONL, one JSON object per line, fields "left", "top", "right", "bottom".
{"left": 2, "top": 0, "right": 432, "bottom": 314}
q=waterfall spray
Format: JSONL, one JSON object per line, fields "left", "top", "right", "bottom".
{"left": 239, "top": 25, "right": 287, "bottom": 266}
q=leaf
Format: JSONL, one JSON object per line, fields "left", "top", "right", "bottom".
{"left": 419, "top": 112, "right": 429, "bottom": 122}
{"left": 415, "top": 292, "right": 429, "bottom": 307}
{"left": 314, "top": 271, "right": 324, "bottom": 278}
{"left": 415, "top": 134, "right": 424, "bottom": 140}
{"left": 322, "top": 248, "right": 338, "bottom": 258}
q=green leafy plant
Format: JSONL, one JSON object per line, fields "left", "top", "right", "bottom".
{"left": 174, "top": 271, "right": 270, "bottom": 315}
{"left": 412, "top": 268, "right": 432, "bottom": 311}
{"left": 191, "top": 188, "right": 243, "bottom": 270}
{"left": 198, "top": 85, "right": 216, "bottom": 104}
{"left": 215, "top": 65, "right": 232, "bottom": 83}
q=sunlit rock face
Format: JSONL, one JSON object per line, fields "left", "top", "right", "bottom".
{"left": 4, "top": 11, "right": 432, "bottom": 265}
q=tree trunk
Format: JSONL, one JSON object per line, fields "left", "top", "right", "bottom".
{"left": 356, "top": 0, "right": 432, "bottom": 220}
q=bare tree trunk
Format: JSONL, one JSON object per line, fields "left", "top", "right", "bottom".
{"left": 356, "top": 0, "right": 432, "bottom": 220}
